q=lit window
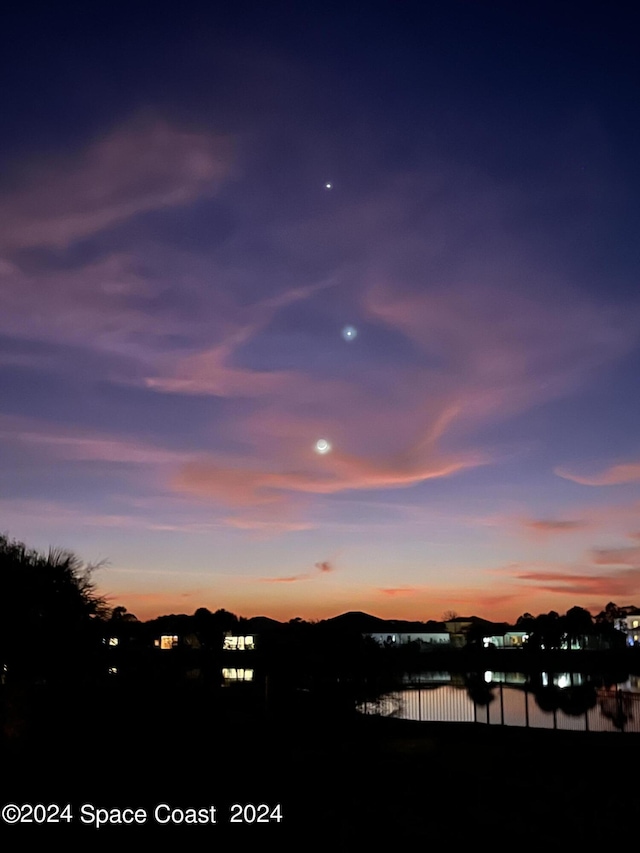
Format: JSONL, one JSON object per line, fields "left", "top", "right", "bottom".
{"left": 160, "top": 635, "right": 178, "bottom": 650}
{"left": 632, "top": 620, "right": 639, "bottom": 628}
{"left": 108, "top": 637, "right": 119, "bottom": 646}
{"left": 223, "top": 635, "right": 255, "bottom": 651}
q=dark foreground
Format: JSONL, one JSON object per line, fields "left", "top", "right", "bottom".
{"left": 2, "top": 681, "right": 638, "bottom": 845}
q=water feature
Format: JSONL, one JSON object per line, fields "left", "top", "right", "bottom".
{"left": 359, "top": 671, "right": 640, "bottom": 733}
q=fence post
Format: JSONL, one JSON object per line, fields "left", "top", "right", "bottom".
{"left": 617, "top": 688, "right": 625, "bottom": 733}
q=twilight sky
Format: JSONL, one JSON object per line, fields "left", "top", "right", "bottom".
{"left": 2, "top": 2, "right": 640, "bottom": 622}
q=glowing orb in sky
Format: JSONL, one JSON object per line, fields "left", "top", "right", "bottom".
{"left": 314, "top": 439, "right": 331, "bottom": 454}
{"left": 341, "top": 325, "right": 357, "bottom": 341}
{"left": 325, "top": 182, "right": 332, "bottom": 189}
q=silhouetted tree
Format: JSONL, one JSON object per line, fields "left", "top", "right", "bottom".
{"left": 595, "top": 602, "right": 623, "bottom": 626}
{"left": 0, "top": 533, "right": 108, "bottom": 684}
{"left": 110, "top": 605, "right": 138, "bottom": 622}
{"left": 563, "top": 606, "right": 593, "bottom": 649}
{"left": 464, "top": 619, "right": 501, "bottom": 648}
{"left": 530, "top": 611, "right": 563, "bottom": 649}
{"left": 191, "top": 606, "right": 237, "bottom": 649}
{"left": 212, "top": 608, "right": 239, "bottom": 632}
{"left": 516, "top": 612, "right": 535, "bottom": 634}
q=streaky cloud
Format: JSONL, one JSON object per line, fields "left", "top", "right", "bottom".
{"left": 0, "top": 117, "right": 233, "bottom": 250}
{"left": 590, "top": 546, "right": 640, "bottom": 566}
{"left": 511, "top": 567, "right": 640, "bottom": 598}
{"left": 555, "top": 462, "right": 640, "bottom": 486}
{"left": 522, "top": 518, "right": 589, "bottom": 533}
{"left": 260, "top": 559, "right": 334, "bottom": 583}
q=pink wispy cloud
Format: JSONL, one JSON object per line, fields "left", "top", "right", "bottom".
{"left": 144, "top": 280, "right": 338, "bottom": 398}
{"left": 0, "top": 414, "right": 187, "bottom": 466}
{"left": 139, "top": 171, "right": 640, "bottom": 523}
{"left": 555, "top": 462, "right": 640, "bottom": 486}
{"left": 0, "top": 252, "right": 194, "bottom": 358}
{"left": 145, "top": 340, "right": 297, "bottom": 398}
{"left": 590, "top": 547, "right": 640, "bottom": 566}
{"left": 260, "top": 575, "right": 310, "bottom": 583}
{"left": 521, "top": 518, "right": 590, "bottom": 534}
{"left": 172, "top": 438, "right": 487, "bottom": 508}
{"left": 511, "top": 568, "right": 640, "bottom": 598}
{"left": 363, "top": 278, "right": 638, "bottom": 428}
{"left": 0, "top": 117, "right": 232, "bottom": 251}
{"left": 489, "top": 499, "right": 640, "bottom": 541}
{"left": 220, "top": 518, "right": 315, "bottom": 533}
{"left": 378, "top": 587, "right": 420, "bottom": 596}
{"left": 169, "top": 390, "right": 487, "bottom": 513}
{"left": 260, "top": 558, "right": 335, "bottom": 584}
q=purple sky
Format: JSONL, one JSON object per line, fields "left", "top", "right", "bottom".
{"left": 1, "top": 2, "right": 640, "bottom": 622}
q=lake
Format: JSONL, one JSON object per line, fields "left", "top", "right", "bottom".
{"left": 359, "top": 671, "right": 640, "bottom": 733}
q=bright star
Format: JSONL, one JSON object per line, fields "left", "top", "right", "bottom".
{"left": 325, "top": 182, "right": 332, "bottom": 189}
{"left": 341, "top": 325, "right": 357, "bottom": 341}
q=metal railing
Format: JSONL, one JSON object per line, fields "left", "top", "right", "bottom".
{"left": 359, "top": 684, "right": 640, "bottom": 733}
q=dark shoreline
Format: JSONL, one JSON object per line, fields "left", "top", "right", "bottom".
{"left": 2, "top": 687, "right": 639, "bottom": 844}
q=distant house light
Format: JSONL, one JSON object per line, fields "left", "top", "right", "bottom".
{"left": 365, "top": 632, "right": 450, "bottom": 647}
{"left": 159, "top": 635, "right": 179, "bottom": 650}
{"left": 223, "top": 634, "right": 255, "bottom": 651}
{"left": 108, "top": 666, "right": 118, "bottom": 675}
{"left": 108, "top": 637, "right": 119, "bottom": 646}
{"left": 222, "top": 668, "right": 254, "bottom": 682}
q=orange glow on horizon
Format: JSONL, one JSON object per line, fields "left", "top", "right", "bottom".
{"left": 111, "top": 586, "right": 615, "bottom": 625}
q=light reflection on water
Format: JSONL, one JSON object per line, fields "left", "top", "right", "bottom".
{"left": 222, "top": 667, "right": 254, "bottom": 684}
{"left": 360, "top": 673, "right": 640, "bottom": 733}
